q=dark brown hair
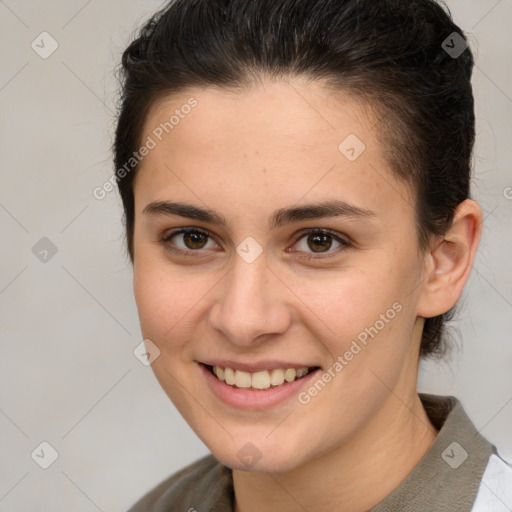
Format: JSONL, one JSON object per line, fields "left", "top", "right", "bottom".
{"left": 113, "top": 0, "right": 475, "bottom": 359}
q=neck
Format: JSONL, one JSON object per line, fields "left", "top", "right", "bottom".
{"left": 233, "top": 392, "right": 438, "bottom": 512}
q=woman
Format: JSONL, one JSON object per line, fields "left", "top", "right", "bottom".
{"left": 114, "top": 0, "right": 512, "bottom": 510}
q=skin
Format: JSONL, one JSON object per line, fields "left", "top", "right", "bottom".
{"left": 131, "top": 79, "right": 482, "bottom": 512}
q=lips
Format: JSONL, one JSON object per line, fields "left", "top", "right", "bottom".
{"left": 206, "top": 364, "right": 317, "bottom": 390}
{"left": 198, "top": 361, "right": 322, "bottom": 409}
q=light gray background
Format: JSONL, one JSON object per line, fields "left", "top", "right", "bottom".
{"left": 0, "top": 1, "right": 511, "bottom": 510}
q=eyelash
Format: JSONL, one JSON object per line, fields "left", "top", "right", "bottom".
{"left": 159, "top": 227, "right": 352, "bottom": 260}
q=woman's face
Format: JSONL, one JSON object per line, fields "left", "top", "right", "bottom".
{"left": 132, "top": 79, "right": 430, "bottom": 472}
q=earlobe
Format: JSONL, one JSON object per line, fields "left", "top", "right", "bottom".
{"left": 417, "top": 199, "right": 483, "bottom": 318}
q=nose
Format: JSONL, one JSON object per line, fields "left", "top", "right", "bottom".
{"left": 208, "top": 253, "right": 292, "bottom": 347}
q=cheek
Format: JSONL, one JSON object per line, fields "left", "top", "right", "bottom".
{"left": 133, "top": 256, "right": 231, "bottom": 375}
{"left": 292, "top": 268, "right": 398, "bottom": 332}
{"left": 290, "top": 256, "right": 417, "bottom": 361}
{"left": 133, "top": 259, "right": 202, "bottom": 343}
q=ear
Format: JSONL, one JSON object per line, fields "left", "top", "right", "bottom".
{"left": 416, "top": 199, "right": 483, "bottom": 318}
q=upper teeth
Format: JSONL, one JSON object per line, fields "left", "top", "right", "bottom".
{"left": 212, "top": 366, "right": 311, "bottom": 390}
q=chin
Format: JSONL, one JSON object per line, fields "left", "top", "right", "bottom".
{"left": 205, "top": 435, "right": 307, "bottom": 474}
{"left": 217, "top": 451, "right": 302, "bottom": 473}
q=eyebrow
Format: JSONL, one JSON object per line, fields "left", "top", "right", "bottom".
{"left": 142, "top": 199, "right": 376, "bottom": 229}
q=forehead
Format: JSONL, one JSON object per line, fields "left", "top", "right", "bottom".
{"left": 143, "top": 79, "right": 374, "bottom": 156}
{"left": 134, "top": 79, "right": 414, "bottom": 222}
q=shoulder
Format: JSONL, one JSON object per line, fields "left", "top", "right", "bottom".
{"left": 471, "top": 453, "right": 512, "bottom": 511}
{"left": 127, "top": 453, "right": 233, "bottom": 512}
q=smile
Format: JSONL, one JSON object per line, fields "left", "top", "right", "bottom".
{"left": 206, "top": 364, "right": 317, "bottom": 391}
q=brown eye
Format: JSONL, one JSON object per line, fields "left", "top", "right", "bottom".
{"left": 306, "top": 232, "right": 333, "bottom": 252}
{"left": 291, "top": 228, "right": 351, "bottom": 258}
{"left": 160, "top": 228, "right": 218, "bottom": 256}
{"left": 182, "top": 231, "right": 209, "bottom": 249}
